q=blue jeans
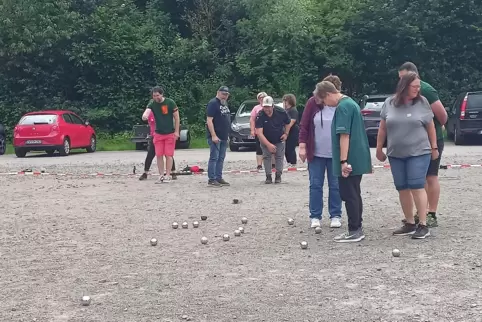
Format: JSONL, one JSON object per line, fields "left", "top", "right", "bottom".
{"left": 388, "top": 154, "right": 431, "bottom": 191}
{"left": 207, "top": 139, "right": 227, "bottom": 181}
{"left": 308, "top": 157, "right": 342, "bottom": 219}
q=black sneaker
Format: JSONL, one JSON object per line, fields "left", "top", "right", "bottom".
{"left": 265, "top": 175, "right": 273, "bottom": 184}
{"left": 208, "top": 180, "right": 221, "bottom": 187}
{"left": 139, "top": 173, "right": 148, "bottom": 181}
{"left": 412, "top": 224, "right": 430, "bottom": 239}
{"left": 334, "top": 228, "right": 365, "bottom": 243}
{"left": 393, "top": 223, "right": 417, "bottom": 236}
{"left": 217, "top": 179, "right": 230, "bottom": 186}
{"left": 274, "top": 173, "right": 281, "bottom": 184}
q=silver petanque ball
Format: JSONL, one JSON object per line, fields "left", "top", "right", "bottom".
{"left": 234, "top": 230, "right": 241, "bottom": 237}
{"left": 193, "top": 221, "right": 199, "bottom": 228}
{"left": 392, "top": 249, "right": 401, "bottom": 257}
{"left": 182, "top": 222, "right": 188, "bottom": 229}
{"left": 288, "top": 218, "right": 294, "bottom": 225}
{"left": 223, "top": 234, "right": 230, "bottom": 241}
{"left": 238, "top": 227, "right": 245, "bottom": 234}
{"left": 81, "top": 295, "right": 91, "bottom": 306}
{"left": 150, "top": 238, "right": 158, "bottom": 246}
{"left": 300, "top": 241, "right": 308, "bottom": 249}
{"left": 201, "top": 237, "right": 208, "bottom": 244}
{"left": 314, "top": 227, "right": 322, "bottom": 234}
{"left": 241, "top": 217, "right": 248, "bottom": 224}
{"left": 172, "top": 222, "right": 179, "bottom": 229}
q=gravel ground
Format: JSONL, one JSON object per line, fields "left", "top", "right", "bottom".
{"left": 1, "top": 145, "right": 482, "bottom": 322}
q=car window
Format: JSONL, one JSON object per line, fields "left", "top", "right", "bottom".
{"left": 70, "top": 114, "right": 85, "bottom": 125}
{"left": 62, "top": 114, "right": 73, "bottom": 123}
{"left": 237, "top": 102, "right": 258, "bottom": 116}
{"left": 467, "top": 93, "right": 482, "bottom": 111}
{"left": 364, "top": 99, "right": 387, "bottom": 111}
{"left": 19, "top": 114, "right": 58, "bottom": 125}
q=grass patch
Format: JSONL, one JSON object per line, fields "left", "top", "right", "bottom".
{"left": 2, "top": 136, "right": 209, "bottom": 154}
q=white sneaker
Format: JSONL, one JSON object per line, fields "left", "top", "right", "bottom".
{"left": 155, "top": 176, "right": 165, "bottom": 184}
{"left": 330, "top": 217, "right": 342, "bottom": 228}
{"left": 310, "top": 218, "right": 321, "bottom": 228}
{"left": 163, "top": 175, "right": 172, "bottom": 183}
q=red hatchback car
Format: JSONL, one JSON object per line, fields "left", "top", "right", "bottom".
{"left": 13, "top": 110, "right": 96, "bottom": 157}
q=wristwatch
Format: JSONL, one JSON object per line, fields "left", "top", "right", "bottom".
{"left": 340, "top": 160, "right": 348, "bottom": 164}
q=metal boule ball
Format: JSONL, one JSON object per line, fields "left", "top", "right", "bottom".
{"left": 241, "top": 217, "right": 248, "bottom": 224}
{"left": 201, "top": 215, "right": 207, "bottom": 221}
{"left": 300, "top": 241, "right": 308, "bottom": 249}
{"left": 81, "top": 295, "right": 91, "bottom": 306}
{"left": 233, "top": 199, "right": 239, "bottom": 204}
{"left": 234, "top": 230, "right": 241, "bottom": 237}
{"left": 182, "top": 222, "right": 188, "bottom": 229}
{"left": 150, "top": 238, "right": 158, "bottom": 246}
{"left": 193, "top": 221, "right": 199, "bottom": 228}
{"left": 201, "top": 237, "right": 208, "bottom": 244}
{"left": 172, "top": 222, "right": 179, "bottom": 229}
{"left": 238, "top": 227, "right": 244, "bottom": 234}
{"left": 392, "top": 249, "right": 401, "bottom": 257}
{"left": 288, "top": 218, "right": 294, "bottom": 225}
{"left": 314, "top": 227, "right": 322, "bottom": 234}
{"left": 223, "top": 234, "right": 230, "bottom": 241}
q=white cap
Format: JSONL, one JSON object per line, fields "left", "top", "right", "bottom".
{"left": 262, "top": 96, "right": 274, "bottom": 107}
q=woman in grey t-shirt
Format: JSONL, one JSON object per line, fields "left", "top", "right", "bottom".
{"left": 376, "top": 72, "right": 439, "bottom": 239}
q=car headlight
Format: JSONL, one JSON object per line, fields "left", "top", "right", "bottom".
{"left": 231, "top": 123, "right": 241, "bottom": 131}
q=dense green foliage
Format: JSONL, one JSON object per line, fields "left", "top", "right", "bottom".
{"left": 1, "top": 0, "right": 481, "bottom": 136}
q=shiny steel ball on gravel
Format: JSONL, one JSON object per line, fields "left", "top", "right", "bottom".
{"left": 300, "top": 241, "right": 308, "bottom": 249}
{"left": 234, "top": 230, "right": 241, "bottom": 237}
{"left": 238, "top": 227, "right": 245, "bottom": 234}
{"left": 288, "top": 218, "right": 294, "bottom": 225}
{"left": 192, "top": 221, "right": 199, "bottom": 228}
{"left": 241, "top": 217, "right": 248, "bottom": 224}
{"left": 150, "top": 238, "right": 158, "bottom": 246}
{"left": 392, "top": 249, "right": 401, "bottom": 257}
{"left": 81, "top": 295, "right": 91, "bottom": 306}
{"left": 182, "top": 222, "right": 188, "bottom": 229}
{"left": 314, "top": 227, "right": 322, "bottom": 234}
{"left": 201, "top": 237, "right": 208, "bottom": 244}
{"left": 172, "top": 222, "right": 179, "bottom": 229}
{"left": 223, "top": 234, "right": 230, "bottom": 241}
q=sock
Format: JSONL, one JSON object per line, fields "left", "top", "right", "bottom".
{"left": 428, "top": 211, "right": 437, "bottom": 219}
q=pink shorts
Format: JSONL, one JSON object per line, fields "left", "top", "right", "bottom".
{"left": 153, "top": 133, "right": 176, "bottom": 157}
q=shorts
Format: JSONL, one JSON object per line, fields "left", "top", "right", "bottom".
{"left": 255, "top": 137, "right": 263, "bottom": 155}
{"left": 153, "top": 133, "right": 176, "bottom": 157}
{"left": 388, "top": 154, "right": 431, "bottom": 191}
{"left": 427, "top": 139, "right": 444, "bottom": 176}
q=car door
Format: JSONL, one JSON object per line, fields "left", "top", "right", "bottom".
{"left": 448, "top": 93, "right": 464, "bottom": 134}
{"left": 70, "top": 114, "right": 90, "bottom": 147}
{"left": 61, "top": 113, "right": 78, "bottom": 147}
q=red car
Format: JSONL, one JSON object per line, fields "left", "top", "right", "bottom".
{"left": 13, "top": 110, "right": 96, "bottom": 157}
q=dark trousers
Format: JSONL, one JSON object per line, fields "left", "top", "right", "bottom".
{"left": 285, "top": 126, "right": 299, "bottom": 164}
{"left": 145, "top": 137, "right": 175, "bottom": 172}
{"left": 338, "top": 175, "right": 363, "bottom": 232}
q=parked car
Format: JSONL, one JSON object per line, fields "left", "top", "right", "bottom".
{"left": 229, "top": 98, "right": 283, "bottom": 151}
{"left": 13, "top": 110, "right": 96, "bottom": 157}
{"left": 0, "top": 123, "right": 6, "bottom": 155}
{"left": 446, "top": 91, "right": 482, "bottom": 145}
{"left": 359, "top": 94, "right": 391, "bottom": 147}
{"left": 130, "top": 124, "right": 191, "bottom": 150}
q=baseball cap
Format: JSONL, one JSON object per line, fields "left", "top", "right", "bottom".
{"left": 218, "top": 86, "right": 230, "bottom": 93}
{"left": 257, "top": 92, "right": 268, "bottom": 100}
{"left": 262, "top": 96, "right": 274, "bottom": 107}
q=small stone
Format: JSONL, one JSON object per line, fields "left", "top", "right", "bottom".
{"left": 471, "top": 303, "right": 477, "bottom": 308}
{"left": 201, "top": 216, "right": 207, "bottom": 221}
{"left": 315, "top": 227, "right": 322, "bottom": 234}
{"left": 232, "top": 199, "right": 239, "bottom": 204}
{"left": 182, "top": 315, "right": 188, "bottom": 320}
{"left": 392, "top": 249, "right": 401, "bottom": 257}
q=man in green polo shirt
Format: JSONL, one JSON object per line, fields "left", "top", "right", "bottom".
{"left": 398, "top": 62, "right": 448, "bottom": 227}
{"left": 313, "top": 80, "right": 372, "bottom": 243}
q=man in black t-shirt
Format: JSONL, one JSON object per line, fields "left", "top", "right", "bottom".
{"left": 255, "top": 96, "right": 291, "bottom": 184}
{"left": 206, "top": 86, "right": 231, "bottom": 187}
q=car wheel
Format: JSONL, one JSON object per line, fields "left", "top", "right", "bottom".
{"left": 454, "top": 128, "right": 464, "bottom": 145}
{"left": 0, "top": 134, "right": 5, "bottom": 155}
{"left": 229, "top": 143, "right": 240, "bottom": 152}
{"left": 59, "top": 138, "right": 71, "bottom": 156}
{"left": 46, "top": 149, "right": 55, "bottom": 156}
{"left": 86, "top": 135, "right": 96, "bottom": 153}
{"left": 176, "top": 132, "right": 191, "bottom": 149}
{"left": 15, "top": 148, "right": 27, "bottom": 158}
